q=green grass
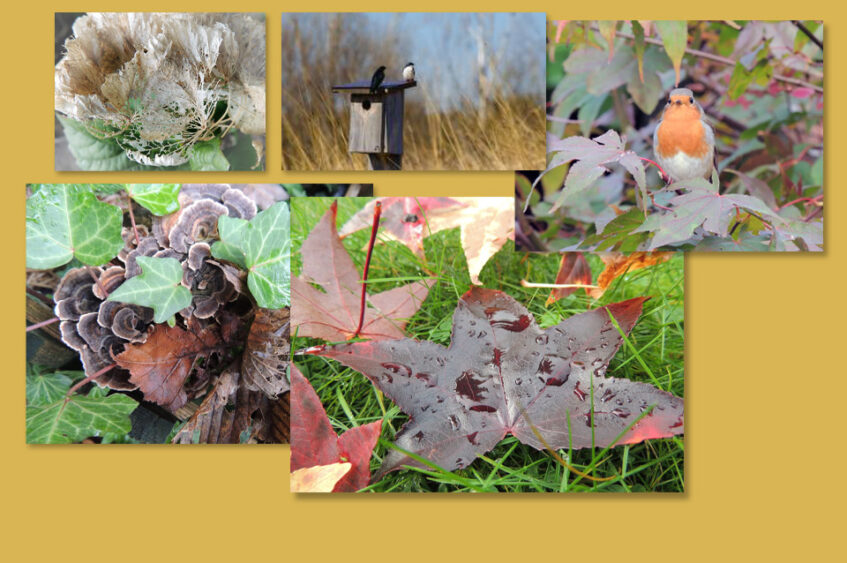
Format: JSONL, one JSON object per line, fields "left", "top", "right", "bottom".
{"left": 291, "top": 197, "right": 684, "bottom": 493}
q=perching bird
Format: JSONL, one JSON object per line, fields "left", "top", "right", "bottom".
{"left": 369, "top": 66, "right": 386, "bottom": 94}
{"left": 402, "top": 62, "right": 415, "bottom": 82}
{"left": 653, "top": 88, "right": 715, "bottom": 183}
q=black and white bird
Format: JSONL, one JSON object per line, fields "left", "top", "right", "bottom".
{"left": 402, "top": 62, "right": 415, "bottom": 82}
{"left": 369, "top": 66, "right": 386, "bottom": 94}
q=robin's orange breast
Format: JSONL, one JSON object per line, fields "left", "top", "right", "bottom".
{"left": 655, "top": 116, "right": 710, "bottom": 159}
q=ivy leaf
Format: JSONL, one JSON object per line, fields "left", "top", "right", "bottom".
{"left": 107, "top": 256, "right": 193, "bottom": 323}
{"left": 126, "top": 184, "right": 181, "bottom": 215}
{"left": 189, "top": 138, "right": 230, "bottom": 171}
{"left": 655, "top": 21, "right": 688, "bottom": 86}
{"left": 26, "top": 184, "right": 124, "bottom": 269}
{"left": 59, "top": 117, "right": 154, "bottom": 171}
{"left": 212, "top": 202, "right": 290, "bottom": 308}
{"left": 26, "top": 371, "right": 77, "bottom": 407}
{"left": 26, "top": 373, "right": 137, "bottom": 444}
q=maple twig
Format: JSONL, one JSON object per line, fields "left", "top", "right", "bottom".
{"left": 26, "top": 317, "right": 60, "bottom": 332}
{"left": 63, "top": 363, "right": 117, "bottom": 409}
{"left": 352, "top": 201, "right": 382, "bottom": 340}
{"left": 612, "top": 28, "right": 823, "bottom": 93}
{"left": 779, "top": 195, "right": 823, "bottom": 211}
{"left": 639, "top": 156, "right": 669, "bottom": 185}
{"left": 521, "top": 280, "right": 600, "bottom": 290}
{"left": 127, "top": 199, "right": 140, "bottom": 246}
{"left": 792, "top": 20, "right": 823, "bottom": 52}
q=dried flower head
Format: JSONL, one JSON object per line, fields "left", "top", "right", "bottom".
{"left": 55, "top": 13, "right": 265, "bottom": 166}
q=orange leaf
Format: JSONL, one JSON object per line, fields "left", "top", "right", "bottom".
{"left": 589, "top": 252, "right": 672, "bottom": 299}
{"left": 546, "top": 253, "right": 593, "bottom": 305}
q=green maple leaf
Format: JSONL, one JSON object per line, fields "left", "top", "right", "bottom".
{"left": 26, "top": 184, "right": 124, "bottom": 269}
{"left": 126, "top": 184, "right": 182, "bottom": 215}
{"left": 107, "top": 256, "right": 193, "bottom": 323}
{"left": 26, "top": 372, "right": 137, "bottom": 444}
{"left": 212, "top": 202, "right": 290, "bottom": 308}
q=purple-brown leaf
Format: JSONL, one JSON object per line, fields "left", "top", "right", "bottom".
{"left": 317, "top": 287, "right": 683, "bottom": 479}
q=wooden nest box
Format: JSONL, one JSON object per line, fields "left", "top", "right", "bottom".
{"left": 332, "top": 79, "right": 417, "bottom": 170}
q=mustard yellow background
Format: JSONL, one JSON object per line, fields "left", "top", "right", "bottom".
{"left": 2, "top": 3, "right": 840, "bottom": 561}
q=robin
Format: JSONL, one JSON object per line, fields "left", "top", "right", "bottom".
{"left": 653, "top": 88, "right": 715, "bottom": 183}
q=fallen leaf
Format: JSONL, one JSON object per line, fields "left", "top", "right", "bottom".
{"left": 172, "top": 368, "right": 266, "bottom": 444}
{"left": 426, "top": 198, "right": 514, "bottom": 284}
{"left": 107, "top": 256, "right": 193, "bottom": 323}
{"left": 340, "top": 197, "right": 514, "bottom": 284}
{"left": 290, "top": 364, "right": 382, "bottom": 492}
{"left": 338, "top": 197, "right": 464, "bottom": 257}
{"left": 589, "top": 252, "right": 672, "bottom": 298}
{"left": 115, "top": 323, "right": 222, "bottom": 410}
{"left": 291, "top": 463, "right": 352, "bottom": 493}
{"left": 546, "top": 253, "right": 593, "bottom": 305}
{"left": 316, "top": 287, "right": 683, "bottom": 479}
{"left": 242, "top": 308, "right": 290, "bottom": 397}
{"left": 291, "top": 201, "right": 433, "bottom": 342}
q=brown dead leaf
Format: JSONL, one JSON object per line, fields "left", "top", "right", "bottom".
{"left": 242, "top": 308, "right": 290, "bottom": 397}
{"left": 546, "top": 253, "right": 593, "bottom": 305}
{"left": 115, "top": 323, "right": 222, "bottom": 411}
{"left": 589, "top": 252, "right": 672, "bottom": 299}
{"left": 172, "top": 368, "right": 267, "bottom": 444}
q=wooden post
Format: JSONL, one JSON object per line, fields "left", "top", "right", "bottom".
{"left": 332, "top": 79, "right": 417, "bottom": 170}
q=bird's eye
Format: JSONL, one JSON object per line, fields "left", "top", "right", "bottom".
{"left": 689, "top": 96, "right": 694, "bottom": 104}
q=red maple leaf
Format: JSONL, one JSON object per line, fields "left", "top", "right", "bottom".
{"left": 290, "top": 364, "right": 382, "bottom": 492}
{"left": 291, "top": 201, "right": 433, "bottom": 342}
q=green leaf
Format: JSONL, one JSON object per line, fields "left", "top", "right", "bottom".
{"left": 225, "top": 130, "right": 261, "bottom": 171}
{"left": 632, "top": 21, "right": 646, "bottom": 82}
{"left": 107, "top": 256, "right": 193, "bottom": 323}
{"left": 212, "top": 202, "right": 290, "bottom": 308}
{"left": 26, "top": 374, "right": 137, "bottom": 444}
{"left": 126, "top": 184, "right": 182, "bottom": 215}
{"left": 59, "top": 116, "right": 151, "bottom": 171}
{"left": 26, "top": 184, "right": 124, "bottom": 269}
{"left": 655, "top": 21, "right": 688, "bottom": 86}
{"left": 189, "top": 138, "right": 230, "bottom": 171}
{"left": 26, "top": 372, "right": 77, "bottom": 407}
{"left": 580, "top": 208, "right": 648, "bottom": 251}
{"left": 597, "top": 21, "right": 617, "bottom": 59}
